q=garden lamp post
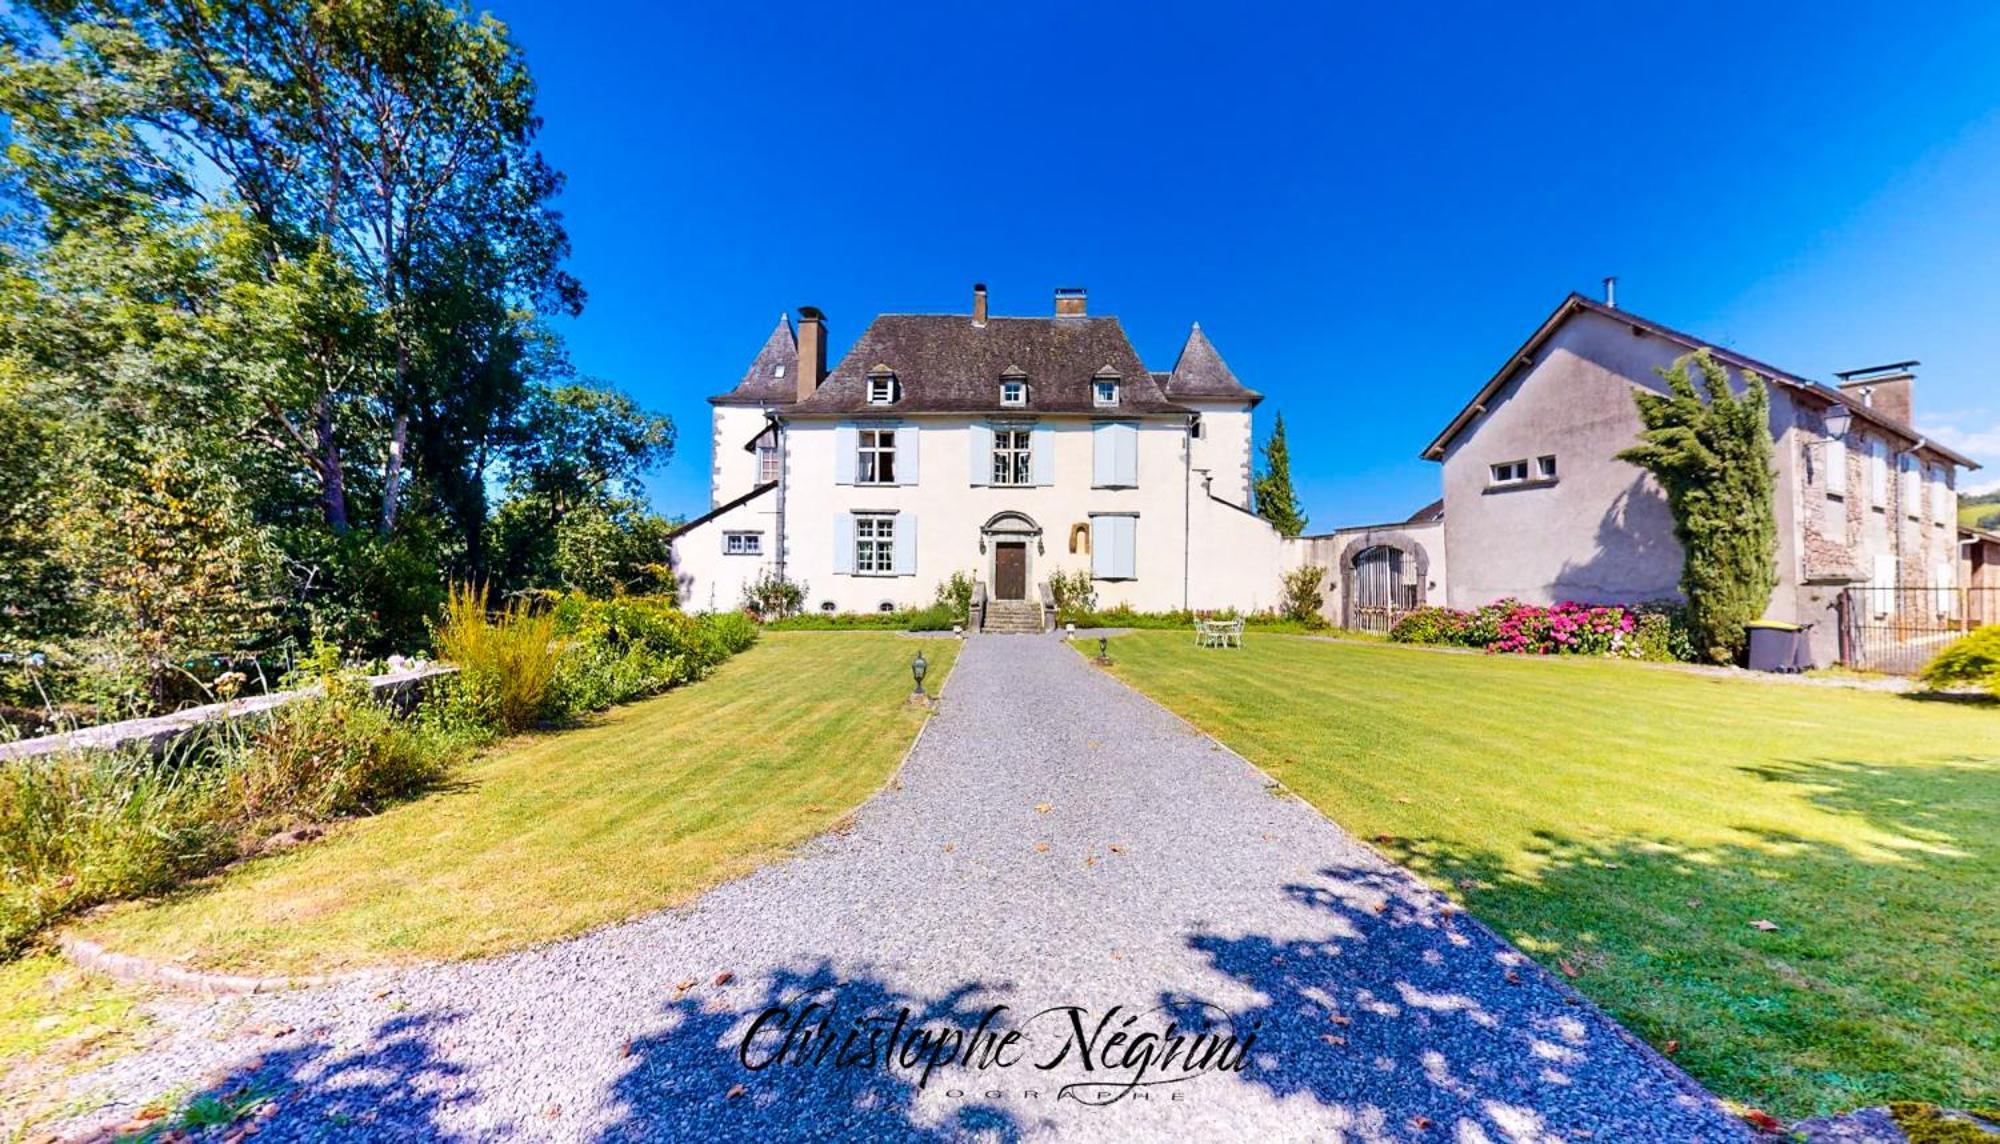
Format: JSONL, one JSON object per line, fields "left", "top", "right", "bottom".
{"left": 911, "top": 650, "right": 929, "bottom": 699}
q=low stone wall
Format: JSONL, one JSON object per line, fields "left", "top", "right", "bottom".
{"left": 0, "top": 665, "right": 457, "bottom": 763}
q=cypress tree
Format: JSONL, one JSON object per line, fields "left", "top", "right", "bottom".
{"left": 1254, "top": 412, "right": 1308, "bottom": 536}
{"left": 1616, "top": 350, "right": 1778, "bottom": 664}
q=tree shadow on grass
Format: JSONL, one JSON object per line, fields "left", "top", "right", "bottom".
{"left": 598, "top": 959, "right": 1021, "bottom": 1142}
{"left": 1372, "top": 757, "right": 1999, "bottom": 1119}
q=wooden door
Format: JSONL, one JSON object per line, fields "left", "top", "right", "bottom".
{"left": 995, "top": 543, "right": 1027, "bottom": 600}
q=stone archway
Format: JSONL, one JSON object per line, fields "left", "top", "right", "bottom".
{"left": 1337, "top": 530, "right": 1431, "bottom": 632}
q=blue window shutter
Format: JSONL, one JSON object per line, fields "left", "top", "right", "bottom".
{"left": 1092, "top": 423, "right": 1115, "bottom": 487}
{"left": 894, "top": 515, "right": 917, "bottom": 575}
{"left": 833, "top": 514, "right": 855, "bottom": 574}
{"left": 898, "top": 425, "right": 920, "bottom": 485}
{"left": 1030, "top": 425, "right": 1055, "bottom": 485}
{"left": 1116, "top": 516, "right": 1137, "bottom": 578}
{"left": 834, "top": 425, "right": 858, "bottom": 485}
{"left": 1115, "top": 424, "right": 1139, "bottom": 487}
{"left": 1089, "top": 516, "right": 1110, "bottom": 577}
{"left": 968, "top": 424, "right": 992, "bottom": 486}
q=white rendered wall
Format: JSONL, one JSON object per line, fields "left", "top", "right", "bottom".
{"left": 1186, "top": 401, "right": 1254, "bottom": 508}
{"left": 671, "top": 489, "right": 779, "bottom": 614}
{"left": 710, "top": 404, "right": 777, "bottom": 507}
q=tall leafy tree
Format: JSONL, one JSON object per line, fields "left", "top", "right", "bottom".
{"left": 1617, "top": 350, "right": 1777, "bottom": 664}
{"left": 1254, "top": 411, "right": 1308, "bottom": 536}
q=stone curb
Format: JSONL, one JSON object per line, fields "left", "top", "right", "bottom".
{"left": 57, "top": 934, "right": 381, "bottom": 996}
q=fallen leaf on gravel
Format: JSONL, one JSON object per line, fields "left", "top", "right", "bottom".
{"left": 941, "top": 843, "right": 956, "bottom": 852}
{"left": 622, "top": 1040, "right": 634, "bottom": 1057}
{"left": 264, "top": 1024, "right": 295, "bottom": 1037}
{"left": 369, "top": 989, "right": 393, "bottom": 1001}
{"left": 543, "top": 1104, "right": 562, "bottom": 1119}
{"left": 1741, "top": 1108, "right": 1783, "bottom": 1133}
{"left": 1321, "top": 1033, "right": 1345, "bottom": 1045}
{"left": 1328, "top": 1013, "right": 1350, "bottom": 1025}
{"left": 674, "top": 978, "right": 697, "bottom": 992}
{"left": 1084, "top": 855, "right": 1099, "bottom": 867}
{"left": 1662, "top": 1038, "right": 1680, "bottom": 1055}
{"left": 726, "top": 1085, "right": 747, "bottom": 1100}
{"left": 1411, "top": 1115, "right": 1433, "bottom": 1131}
{"left": 1504, "top": 970, "right": 1523, "bottom": 985}
{"left": 1558, "top": 959, "right": 1580, "bottom": 978}
{"left": 713, "top": 971, "right": 735, "bottom": 986}
{"left": 1371, "top": 902, "right": 1387, "bottom": 914}
{"left": 1034, "top": 802, "right": 1052, "bottom": 814}
{"left": 1034, "top": 843, "right": 1050, "bottom": 853}
{"left": 1108, "top": 844, "right": 1126, "bottom": 854}
{"left": 1749, "top": 919, "right": 1780, "bottom": 932}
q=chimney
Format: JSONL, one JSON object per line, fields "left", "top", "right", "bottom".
{"left": 1602, "top": 276, "right": 1617, "bottom": 309}
{"left": 1054, "top": 286, "right": 1087, "bottom": 317}
{"left": 972, "top": 283, "right": 988, "bottom": 327}
{"left": 796, "top": 306, "right": 827, "bottom": 402}
{"left": 1834, "top": 361, "right": 1918, "bottom": 425}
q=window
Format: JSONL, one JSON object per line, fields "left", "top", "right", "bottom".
{"left": 1931, "top": 464, "right": 1953, "bottom": 521}
{"left": 1824, "top": 437, "right": 1848, "bottom": 496}
{"left": 866, "top": 370, "right": 898, "bottom": 405}
{"left": 992, "top": 428, "right": 1032, "bottom": 486}
{"left": 1490, "top": 459, "right": 1530, "bottom": 485}
{"left": 756, "top": 443, "right": 780, "bottom": 483}
{"left": 1900, "top": 454, "right": 1920, "bottom": 518}
{"left": 1092, "top": 422, "right": 1139, "bottom": 487}
{"left": 857, "top": 428, "right": 897, "bottom": 484}
{"left": 1089, "top": 514, "right": 1138, "bottom": 580}
{"left": 1093, "top": 380, "right": 1120, "bottom": 407}
{"left": 723, "top": 531, "right": 761, "bottom": 556}
{"left": 1190, "top": 416, "right": 1205, "bottom": 440}
{"left": 1537, "top": 455, "right": 1557, "bottom": 480}
{"left": 854, "top": 514, "right": 896, "bottom": 575}
{"left": 1868, "top": 438, "right": 1888, "bottom": 507}
{"left": 1000, "top": 380, "right": 1027, "bottom": 407}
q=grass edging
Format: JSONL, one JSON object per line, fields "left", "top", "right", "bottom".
{"left": 56, "top": 934, "right": 382, "bottom": 996}
{"left": 1072, "top": 640, "right": 1746, "bottom": 1127}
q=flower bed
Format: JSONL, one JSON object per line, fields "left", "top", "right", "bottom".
{"left": 1390, "top": 600, "right": 1691, "bottom": 662}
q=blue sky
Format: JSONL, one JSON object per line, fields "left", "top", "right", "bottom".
{"left": 491, "top": 1, "right": 2000, "bottom": 521}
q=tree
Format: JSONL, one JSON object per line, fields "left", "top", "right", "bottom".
{"left": 1616, "top": 350, "right": 1777, "bottom": 665}
{"left": 1254, "top": 411, "right": 1308, "bottom": 536}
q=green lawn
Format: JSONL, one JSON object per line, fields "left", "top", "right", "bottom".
{"left": 68, "top": 633, "right": 954, "bottom": 976}
{"left": 1097, "top": 632, "right": 1999, "bottom": 1119}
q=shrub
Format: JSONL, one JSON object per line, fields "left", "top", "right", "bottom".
{"left": 740, "top": 570, "right": 806, "bottom": 621}
{"left": 934, "top": 571, "right": 977, "bottom": 622}
{"left": 1391, "top": 599, "right": 1691, "bottom": 662}
{"left": 1048, "top": 569, "right": 1096, "bottom": 617}
{"left": 549, "top": 594, "right": 757, "bottom": 712}
{"left": 431, "top": 583, "right": 564, "bottom": 732}
{"left": 222, "top": 681, "right": 466, "bottom": 824}
{"left": 765, "top": 607, "right": 956, "bottom": 633}
{"left": 1920, "top": 625, "right": 2000, "bottom": 696}
{"left": 1279, "top": 565, "right": 1329, "bottom": 628}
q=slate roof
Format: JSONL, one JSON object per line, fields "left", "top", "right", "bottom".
{"left": 1164, "top": 322, "right": 1263, "bottom": 404}
{"left": 1421, "top": 294, "right": 1978, "bottom": 469}
{"left": 783, "top": 315, "right": 1189, "bottom": 416}
{"left": 709, "top": 315, "right": 799, "bottom": 406}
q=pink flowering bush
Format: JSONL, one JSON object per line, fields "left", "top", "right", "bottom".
{"left": 1392, "top": 599, "right": 1689, "bottom": 661}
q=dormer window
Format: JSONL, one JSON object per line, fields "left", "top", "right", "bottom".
{"left": 1093, "top": 367, "right": 1121, "bottom": 407}
{"left": 866, "top": 366, "right": 898, "bottom": 406}
{"left": 774, "top": 364, "right": 786, "bottom": 379}
{"left": 999, "top": 367, "right": 1029, "bottom": 408}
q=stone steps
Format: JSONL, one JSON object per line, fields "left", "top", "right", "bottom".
{"left": 981, "top": 602, "right": 1046, "bottom": 634}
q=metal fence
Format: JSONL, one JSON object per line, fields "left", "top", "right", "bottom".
{"left": 1838, "top": 586, "right": 1999, "bottom": 675}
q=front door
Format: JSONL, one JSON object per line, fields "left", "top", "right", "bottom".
{"left": 994, "top": 542, "right": 1027, "bottom": 600}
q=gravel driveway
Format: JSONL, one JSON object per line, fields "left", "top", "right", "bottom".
{"left": 46, "top": 635, "right": 1746, "bottom": 1142}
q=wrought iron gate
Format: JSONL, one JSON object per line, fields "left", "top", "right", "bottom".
{"left": 1838, "top": 586, "right": 1998, "bottom": 675}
